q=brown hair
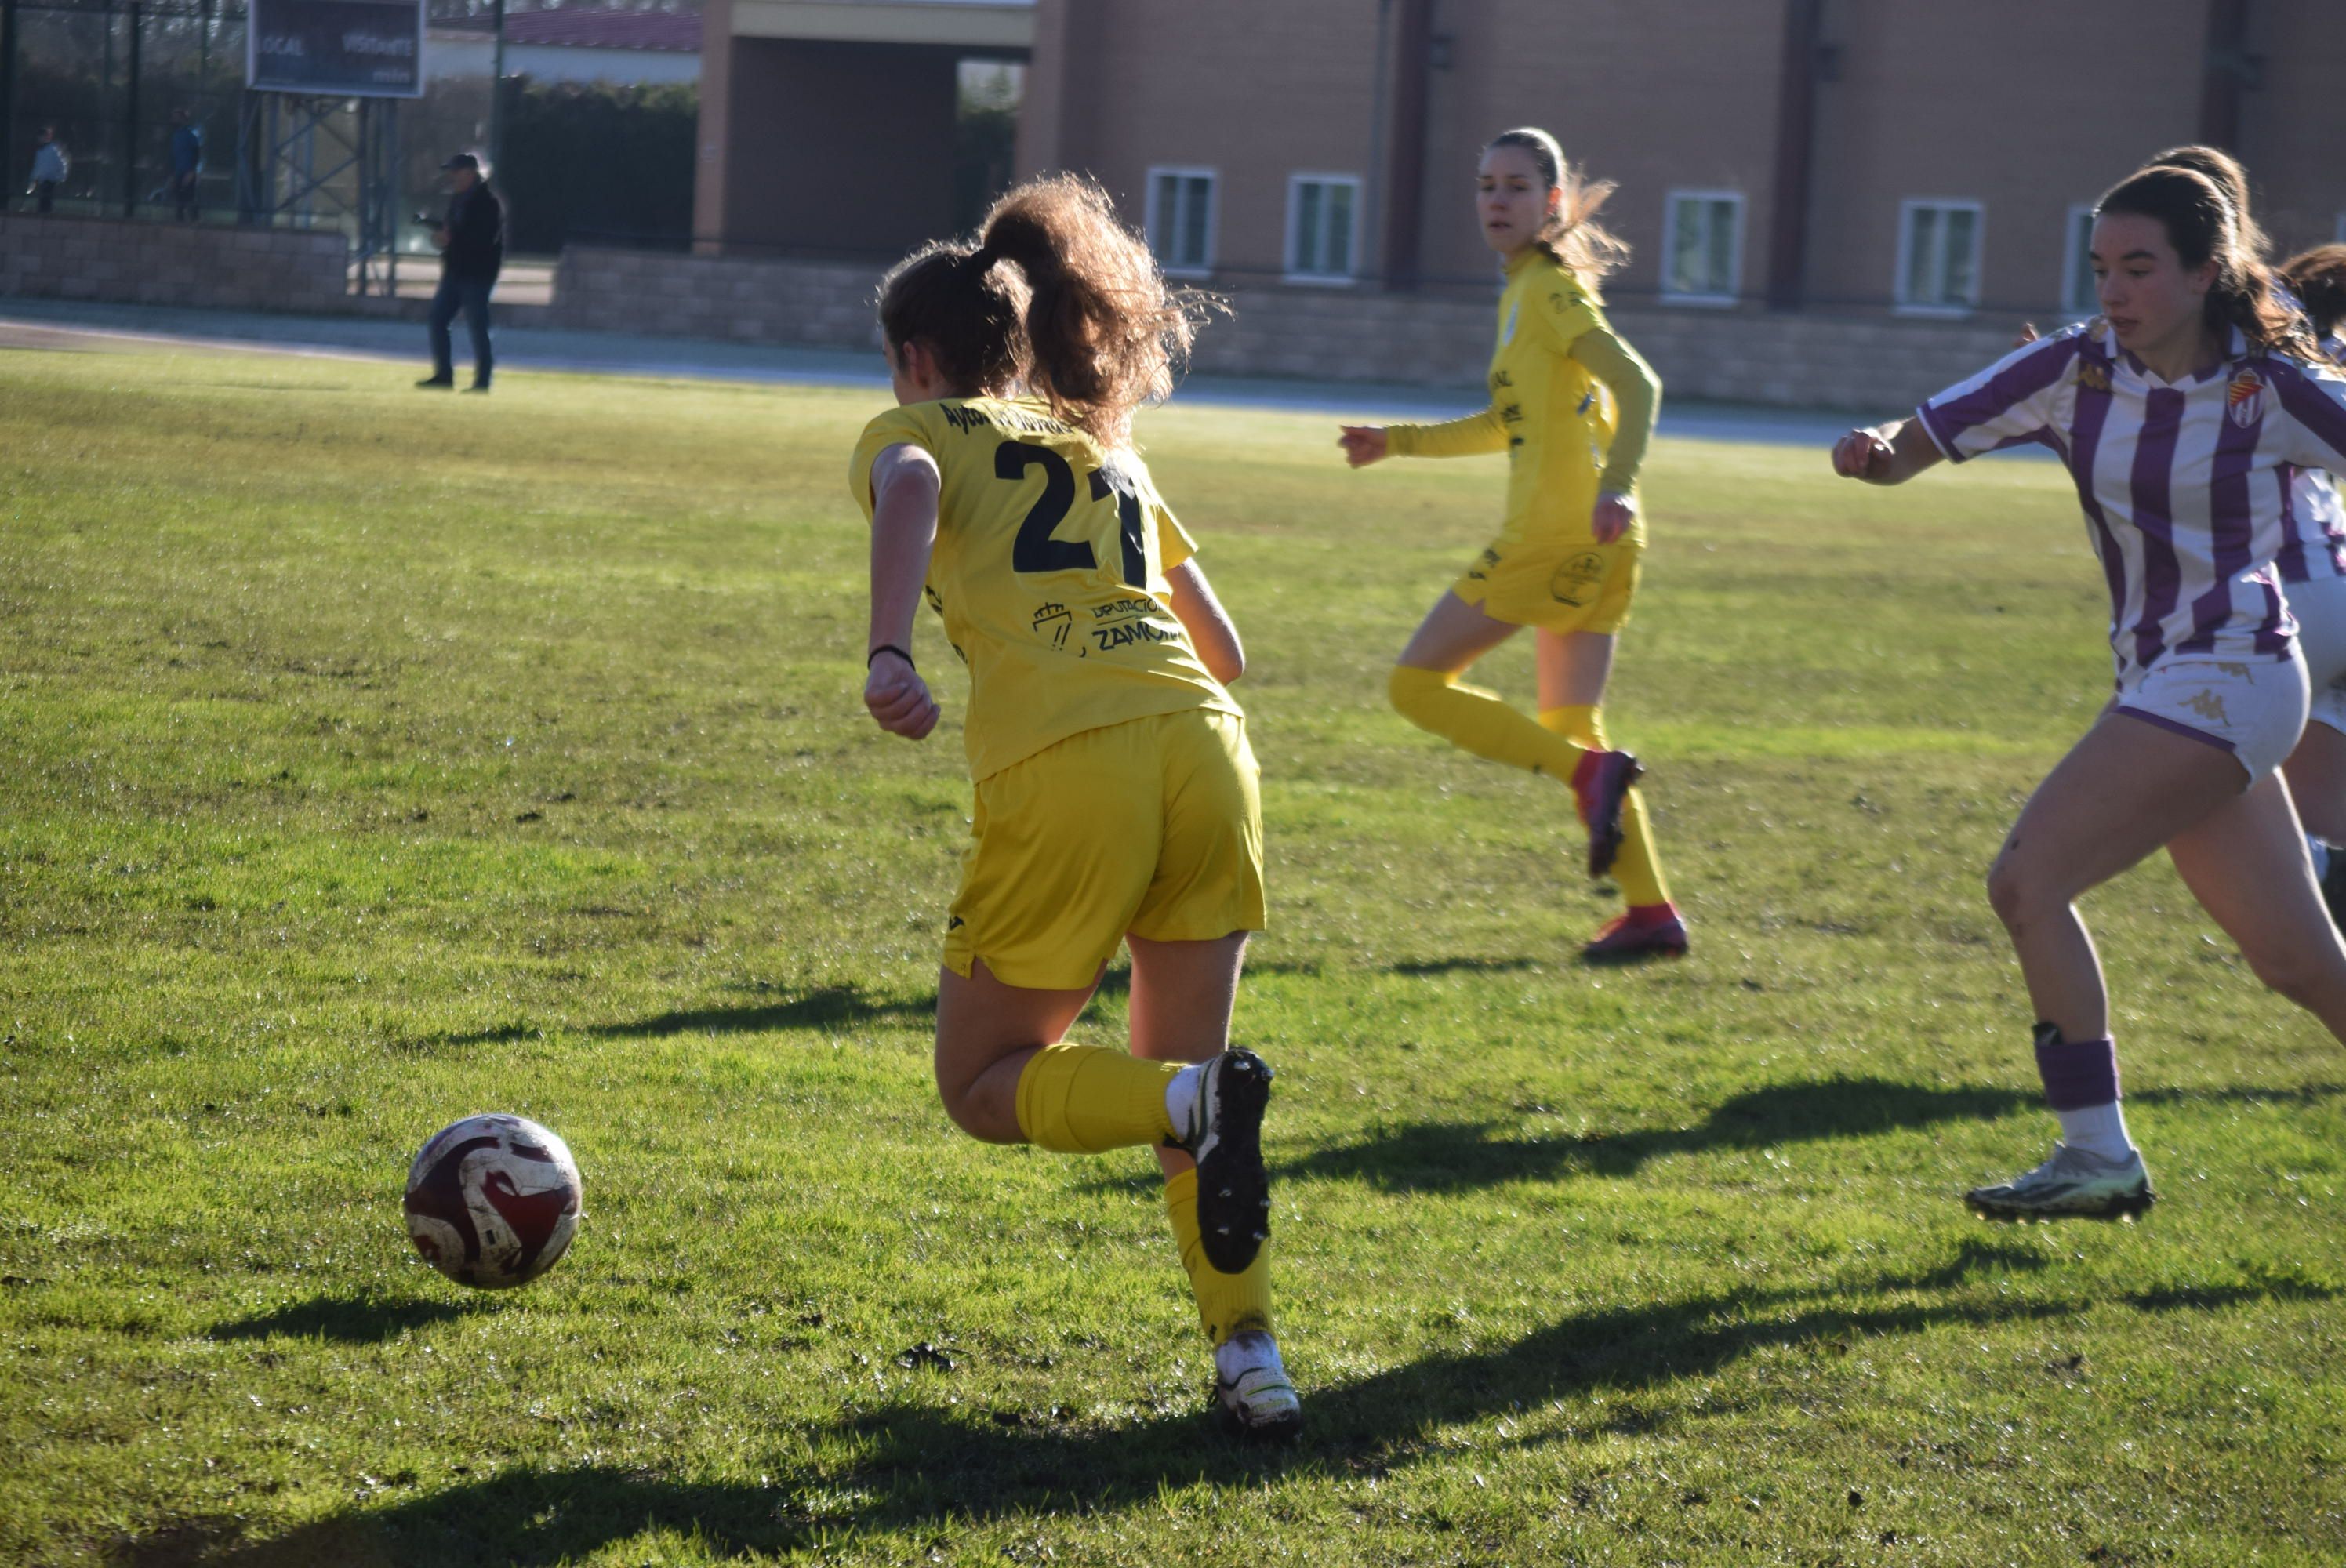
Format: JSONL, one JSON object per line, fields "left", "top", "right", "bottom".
{"left": 875, "top": 174, "right": 1215, "bottom": 441}
{"left": 2094, "top": 165, "right": 2317, "bottom": 360}
{"left": 1484, "top": 127, "right": 1630, "bottom": 289}
{"left": 2280, "top": 245, "right": 2346, "bottom": 344}
{"left": 2144, "top": 144, "right": 2269, "bottom": 263}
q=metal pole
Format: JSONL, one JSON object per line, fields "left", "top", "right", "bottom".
{"left": 124, "top": 0, "right": 143, "bottom": 216}
{"left": 0, "top": 0, "right": 18, "bottom": 215}
{"left": 488, "top": 0, "right": 506, "bottom": 173}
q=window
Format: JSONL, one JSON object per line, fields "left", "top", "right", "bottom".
{"left": 1896, "top": 199, "right": 1984, "bottom": 314}
{"left": 1661, "top": 191, "right": 1743, "bottom": 303}
{"left": 2061, "top": 203, "right": 2097, "bottom": 319}
{"left": 1286, "top": 174, "right": 1360, "bottom": 282}
{"left": 1146, "top": 167, "right": 1217, "bottom": 277}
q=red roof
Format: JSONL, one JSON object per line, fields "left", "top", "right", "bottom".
{"left": 437, "top": 9, "right": 701, "bottom": 52}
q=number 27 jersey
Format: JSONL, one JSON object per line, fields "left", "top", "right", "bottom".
{"left": 850, "top": 397, "right": 1240, "bottom": 782}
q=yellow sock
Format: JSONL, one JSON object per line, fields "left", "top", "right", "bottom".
{"left": 1164, "top": 1167, "right": 1272, "bottom": 1345}
{"left": 1541, "top": 706, "right": 1672, "bottom": 906}
{"left": 1390, "top": 666, "right": 1585, "bottom": 779}
{"left": 1014, "top": 1043, "right": 1180, "bottom": 1154}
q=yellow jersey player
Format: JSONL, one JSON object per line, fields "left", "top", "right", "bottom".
{"left": 849, "top": 175, "right": 1298, "bottom": 1437}
{"left": 1339, "top": 128, "right": 1682, "bottom": 963}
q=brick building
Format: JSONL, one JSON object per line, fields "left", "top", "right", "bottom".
{"left": 1015, "top": 0, "right": 2346, "bottom": 318}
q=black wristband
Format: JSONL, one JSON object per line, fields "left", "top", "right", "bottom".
{"left": 867, "top": 644, "right": 914, "bottom": 670}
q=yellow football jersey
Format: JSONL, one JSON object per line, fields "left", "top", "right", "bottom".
{"left": 1385, "top": 248, "right": 1638, "bottom": 550}
{"left": 850, "top": 397, "right": 1240, "bottom": 782}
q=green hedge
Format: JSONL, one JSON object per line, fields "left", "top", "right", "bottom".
{"left": 496, "top": 75, "right": 696, "bottom": 252}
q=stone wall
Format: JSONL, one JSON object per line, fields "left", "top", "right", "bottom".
{"left": 0, "top": 215, "right": 349, "bottom": 314}
{"left": 552, "top": 245, "right": 2028, "bottom": 412}
{"left": 552, "top": 246, "right": 882, "bottom": 352}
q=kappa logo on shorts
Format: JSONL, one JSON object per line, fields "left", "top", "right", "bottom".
{"left": 2180, "top": 688, "right": 2230, "bottom": 726}
{"left": 1550, "top": 552, "right": 1606, "bottom": 607}
{"left": 2227, "top": 368, "right": 2268, "bottom": 428}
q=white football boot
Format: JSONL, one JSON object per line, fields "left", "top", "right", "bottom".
{"left": 1965, "top": 1142, "right": 2155, "bottom": 1219}
{"left": 1215, "top": 1329, "right": 1302, "bottom": 1439}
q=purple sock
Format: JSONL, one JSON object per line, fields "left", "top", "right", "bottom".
{"left": 2034, "top": 1027, "right": 2121, "bottom": 1112}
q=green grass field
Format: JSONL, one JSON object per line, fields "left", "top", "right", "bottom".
{"left": 4, "top": 343, "right": 2343, "bottom": 1567}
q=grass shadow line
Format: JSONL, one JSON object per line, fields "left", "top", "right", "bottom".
{"left": 209, "top": 1293, "right": 480, "bottom": 1344}
{"left": 1275, "top": 1075, "right": 2041, "bottom": 1192}
{"left": 126, "top": 1243, "right": 2335, "bottom": 1566}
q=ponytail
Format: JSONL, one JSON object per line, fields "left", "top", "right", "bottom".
{"left": 978, "top": 174, "right": 1218, "bottom": 442}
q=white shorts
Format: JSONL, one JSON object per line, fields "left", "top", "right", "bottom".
{"left": 2114, "top": 652, "right": 2310, "bottom": 788}
{"left": 2286, "top": 572, "right": 2346, "bottom": 736}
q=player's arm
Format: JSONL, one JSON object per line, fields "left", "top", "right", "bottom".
{"left": 1829, "top": 419, "right": 1946, "bottom": 486}
{"left": 1569, "top": 328, "right": 1660, "bottom": 543}
{"left": 1167, "top": 560, "right": 1244, "bottom": 685}
{"left": 865, "top": 441, "right": 942, "bottom": 740}
{"left": 1340, "top": 402, "right": 1511, "bottom": 467}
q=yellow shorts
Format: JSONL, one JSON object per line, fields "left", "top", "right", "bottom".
{"left": 1454, "top": 535, "right": 1640, "bottom": 635}
{"left": 945, "top": 708, "right": 1266, "bottom": 990}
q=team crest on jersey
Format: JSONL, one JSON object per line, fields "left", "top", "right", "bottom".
{"left": 2226, "top": 368, "right": 2267, "bottom": 428}
{"left": 1031, "top": 602, "right": 1071, "bottom": 649}
{"left": 1549, "top": 552, "right": 1606, "bottom": 608}
{"left": 2076, "top": 358, "right": 2112, "bottom": 394}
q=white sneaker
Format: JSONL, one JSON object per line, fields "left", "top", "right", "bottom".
{"left": 1214, "top": 1330, "right": 1302, "bottom": 1439}
{"left": 1965, "top": 1142, "right": 2155, "bottom": 1219}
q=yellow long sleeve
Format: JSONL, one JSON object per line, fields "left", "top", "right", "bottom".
{"left": 1568, "top": 328, "right": 1661, "bottom": 495}
{"left": 1385, "top": 406, "right": 1511, "bottom": 459}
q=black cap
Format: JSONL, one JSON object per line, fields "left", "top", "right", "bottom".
{"left": 441, "top": 152, "right": 481, "bottom": 172}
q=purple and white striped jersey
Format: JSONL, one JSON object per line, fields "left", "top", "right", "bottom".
{"left": 2277, "top": 332, "right": 2346, "bottom": 586}
{"left": 1917, "top": 319, "right": 2346, "bottom": 681}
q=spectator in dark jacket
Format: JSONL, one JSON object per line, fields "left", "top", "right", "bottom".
{"left": 169, "top": 111, "right": 203, "bottom": 221}
{"left": 419, "top": 152, "right": 503, "bottom": 392}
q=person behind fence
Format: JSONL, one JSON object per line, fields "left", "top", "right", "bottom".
{"left": 169, "top": 111, "right": 203, "bottom": 222}
{"left": 27, "top": 126, "right": 65, "bottom": 215}
{"left": 419, "top": 152, "right": 503, "bottom": 394}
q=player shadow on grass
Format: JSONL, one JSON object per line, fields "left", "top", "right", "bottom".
{"left": 1269, "top": 1077, "right": 2346, "bottom": 1192}
{"left": 407, "top": 985, "right": 937, "bottom": 1049}
{"left": 209, "top": 1293, "right": 481, "bottom": 1344}
{"left": 126, "top": 1239, "right": 2337, "bottom": 1567}
{"left": 405, "top": 962, "right": 1331, "bottom": 1051}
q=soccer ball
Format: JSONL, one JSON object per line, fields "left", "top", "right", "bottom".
{"left": 403, "top": 1113, "right": 583, "bottom": 1289}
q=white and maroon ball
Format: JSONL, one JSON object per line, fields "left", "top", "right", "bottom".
{"left": 403, "top": 1114, "right": 583, "bottom": 1289}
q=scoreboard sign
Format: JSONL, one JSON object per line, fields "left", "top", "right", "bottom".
{"left": 247, "top": 0, "right": 427, "bottom": 97}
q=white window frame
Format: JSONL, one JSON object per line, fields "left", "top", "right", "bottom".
{"left": 2061, "top": 201, "right": 2098, "bottom": 320}
{"left": 1894, "top": 198, "right": 1985, "bottom": 317}
{"left": 1658, "top": 188, "right": 1745, "bottom": 306}
{"left": 1284, "top": 172, "right": 1362, "bottom": 285}
{"left": 1144, "top": 165, "right": 1218, "bottom": 280}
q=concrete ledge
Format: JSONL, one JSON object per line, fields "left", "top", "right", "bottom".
{"left": 0, "top": 214, "right": 349, "bottom": 314}
{"left": 550, "top": 246, "right": 2025, "bottom": 411}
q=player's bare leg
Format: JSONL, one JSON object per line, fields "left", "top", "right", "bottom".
{"left": 2166, "top": 775, "right": 2346, "bottom": 1044}
{"left": 1970, "top": 710, "right": 2246, "bottom": 1218}
{"left": 2282, "top": 725, "right": 2346, "bottom": 848}
{"left": 1389, "top": 593, "right": 1640, "bottom": 877}
{"left": 932, "top": 957, "right": 1102, "bottom": 1144}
